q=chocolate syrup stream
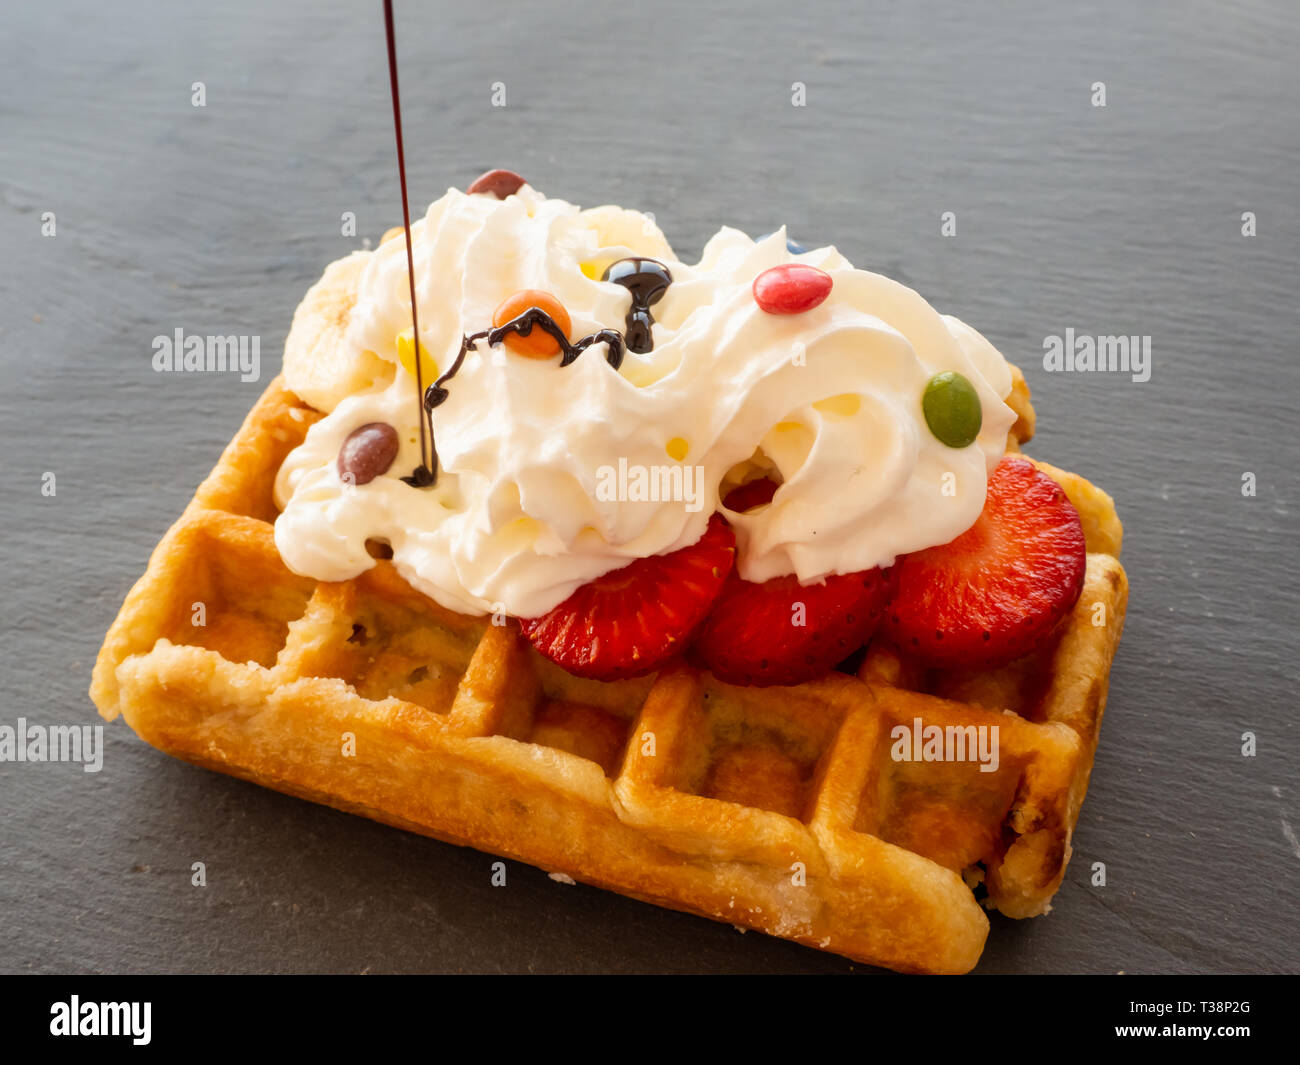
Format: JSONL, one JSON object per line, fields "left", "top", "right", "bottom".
{"left": 383, "top": 0, "right": 436, "bottom": 488}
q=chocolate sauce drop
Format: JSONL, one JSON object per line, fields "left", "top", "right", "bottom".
{"left": 601, "top": 257, "right": 672, "bottom": 354}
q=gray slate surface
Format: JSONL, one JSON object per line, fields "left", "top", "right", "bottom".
{"left": 2, "top": 0, "right": 1297, "bottom": 974}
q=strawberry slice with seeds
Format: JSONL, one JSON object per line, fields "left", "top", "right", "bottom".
{"left": 886, "top": 454, "right": 1086, "bottom": 668}
{"left": 691, "top": 566, "right": 892, "bottom": 687}
{"left": 519, "top": 515, "right": 735, "bottom": 681}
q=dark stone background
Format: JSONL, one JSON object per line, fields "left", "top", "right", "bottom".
{"left": 2, "top": 0, "right": 1296, "bottom": 973}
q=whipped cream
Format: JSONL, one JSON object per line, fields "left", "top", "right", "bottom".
{"left": 274, "top": 185, "right": 1016, "bottom": 618}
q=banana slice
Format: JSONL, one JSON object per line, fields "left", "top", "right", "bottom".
{"left": 283, "top": 251, "right": 391, "bottom": 413}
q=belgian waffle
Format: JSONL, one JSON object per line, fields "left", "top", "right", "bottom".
{"left": 91, "top": 370, "right": 1126, "bottom": 973}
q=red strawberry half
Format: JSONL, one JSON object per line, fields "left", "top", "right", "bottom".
{"left": 519, "top": 515, "right": 735, "bottom": 681}
{"left": 886, "top": 455, "right": 1086, "bottom": 668}
{"left": 692, "top": 566, "right": 892, "bottom": 687}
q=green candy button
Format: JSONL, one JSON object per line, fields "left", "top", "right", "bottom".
{"left": 922, "top": 371, "right": 982, "bottom": 449}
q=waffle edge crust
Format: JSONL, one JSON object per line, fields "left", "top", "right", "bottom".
{"left": 91, "top": 374, "right": 1127, "bottom": 974}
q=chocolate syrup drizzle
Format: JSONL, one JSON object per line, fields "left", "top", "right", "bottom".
{"left": 402, "top": 310, "right": 626, "bottom": 487}
{"left": 389, "top": 254, "right": 676, "bottom": 484}
{"left": 396, "top": 258, "right": 675, "bottom": 487}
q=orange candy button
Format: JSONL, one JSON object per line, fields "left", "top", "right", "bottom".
{"left": 492, "top": 289, "right": 572, "bottom": 359}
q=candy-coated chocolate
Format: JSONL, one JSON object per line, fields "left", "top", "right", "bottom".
{"left": 492, "top": 290, "right": 572, "bottom": 358}
{"left": 752, "top": 263, "right": 833, "bottom": 315}
{"left": 338, "top": 422, "right": 400, "bottom": 485}
{"left": 467, "top": 168, "right": 526, "bottom": 199}
{"left": 396, "top": 327, "right": 438, "bottom": 385}
{"left": 922, "top": 371, "right": 983, "bottom": 448}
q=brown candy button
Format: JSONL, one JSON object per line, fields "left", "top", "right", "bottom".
{"left": 338, "top": 422, "right": 400, "bottom": 486}
{"left": 466, "top": 168, "right": 526, "bottom": 199}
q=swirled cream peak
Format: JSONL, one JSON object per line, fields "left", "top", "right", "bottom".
{"left": 275, "top": 185, "right": 1016, "bottom": 618}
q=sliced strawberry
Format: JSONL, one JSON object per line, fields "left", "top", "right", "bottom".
{"left": 886, "top": 455, "right": 1086, "bottom": 668}
{"left": 691, "top": 566, "right": 892, "bottom": 687}
{"left": 722, "top": 477, "right": 779, "bottom": 513}
{"left": 519, "top": 515, "right": 735, "bottom": 681}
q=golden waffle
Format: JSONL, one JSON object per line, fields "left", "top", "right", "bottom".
{"left": 91, "top": 373, "right": 1126, "bottom": 974}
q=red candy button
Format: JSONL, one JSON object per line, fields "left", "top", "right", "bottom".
{"left": 752, "top": 263, "right": 833, "bottom": 315}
